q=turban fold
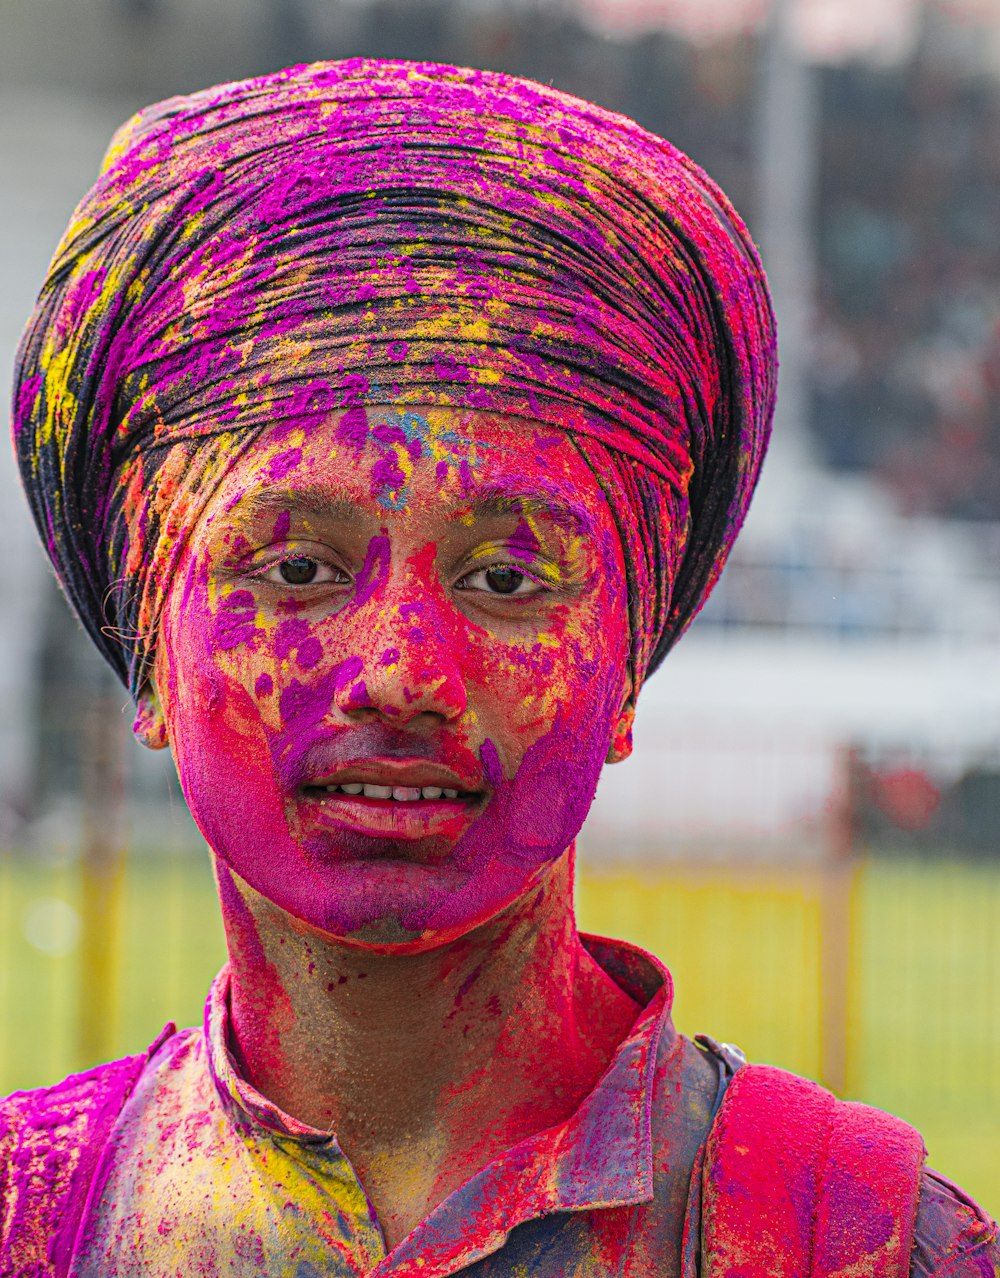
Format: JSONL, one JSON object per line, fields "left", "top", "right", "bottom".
{"left": 12, "top": 58, "right": 776, "bottom": 695}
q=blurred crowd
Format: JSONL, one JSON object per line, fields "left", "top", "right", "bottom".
{"left": 283, "top": 1, "right": 1000, "bottom": 522}
{"left": 815, "top": 61, "right": 1000, "bottom": 520}
{"left": 10, "top": 0, "right": 1000, "bottom": 824}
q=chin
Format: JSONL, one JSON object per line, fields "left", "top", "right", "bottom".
{"left": 305, "top": 856, "right": 481, "bottom": 944}
{"left": 273, "top": 853, "right": 547, "bottom": 953}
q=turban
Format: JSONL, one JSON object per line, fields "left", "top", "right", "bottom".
{"left": 12, "top": 58, "right": 776, "bottom": 697}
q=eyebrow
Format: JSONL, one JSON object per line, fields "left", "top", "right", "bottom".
{"left": 231, "top": 486, "right": 371, "bottom": 527}
{"left": 450, "top": 485, "right": 596, "bottom": 536}
{"left": 230, "top": 482, "right": 595, "bottom": 537}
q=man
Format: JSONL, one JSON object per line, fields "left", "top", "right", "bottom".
{"left": 7, "top": 59, "right": 996, "bottom": 1275}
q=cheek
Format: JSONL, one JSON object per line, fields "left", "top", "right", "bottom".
{"left": 422, "top": 607, "right": 625, "bottom": 936}
{"left": 178, "top": 572, "right": 337, "bottom": 736}
{"left": 464, "top": 588, "right": 628, "bottom": 764}
{"left": 158, "top": 564, "right": 285, "bottom": 822}
{"left": 157, "top": 567, "right": 341, "bottom": 917}
{"left": 163, "top": 573, "right": 263, "bottom": 726}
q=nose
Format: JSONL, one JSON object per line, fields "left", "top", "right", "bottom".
{"left": 333, "top": 598, "right": 467, "bottom": 726}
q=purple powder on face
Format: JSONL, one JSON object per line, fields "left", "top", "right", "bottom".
{"left": 333, "top": 655, "right": 364, "bottom": 693}
{"left": 266, "top": 449, "right": 304, "bottom": 483}
{"left": 274, "top": 618, "right": 312, "bottom": 661}
{"left": 480, "top": 738, "right": 505, "bottom": 788}
{"left": 213, "top": 590, "right": 258, "bottom": 651}
{"left": 354, "top": 535, "right": 391, "bottom": 609}
{"left": 273, "top": 618, "right": 324, "bottom": 671}
{"left": 337, "top": 404, "right": 369, "bottom": 450}
{"left": 352, "top": 680, "right": 370, "bottom": 707}
{"left": 278, "top": 679, "right": 316, "bottom": 723}
{"left": 296, "top": 638, "right": 323, "bottom": 670}
{"left": 370, "top": 455, "right": 407, "bottom": 502}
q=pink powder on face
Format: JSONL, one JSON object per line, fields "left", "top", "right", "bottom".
{"left": 157, "top": 409, "right": 632, "bottom": 947}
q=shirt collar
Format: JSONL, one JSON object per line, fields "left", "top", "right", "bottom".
{"left": 203, "top": 933, "right": 677, "bottom": 1273}
{"left": 546, "top": 933, "right": 674, "bottom": 1209}
{"left": 204, "top": 969, "right": 334, "bottom": 1142}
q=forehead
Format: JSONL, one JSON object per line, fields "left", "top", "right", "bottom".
{"left": 207, "top": 406, "right": 615, "bottom": 535}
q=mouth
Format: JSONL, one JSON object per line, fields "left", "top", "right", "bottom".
{"left": 296, "top": 758, "right": 486, "bottom": 838}
{"left": 304, "top": 781, "right": 477, "bottom": 803}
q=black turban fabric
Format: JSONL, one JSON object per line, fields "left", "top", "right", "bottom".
{"left": 12, "top": 59, "right": 776, "bottom": 694}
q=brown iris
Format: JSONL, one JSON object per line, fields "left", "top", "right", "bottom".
{"left": 279, "top": 556, "right": 318, "bottom": 585}
{"left": 485, "top": 567, "right": 524, "bottom": 595}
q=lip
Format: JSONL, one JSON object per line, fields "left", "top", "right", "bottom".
{"left": 295, "top": 755, "right": 486, "bottom": 844}
{"left": 301, "top": 757, "right": 482, "bottom": 796}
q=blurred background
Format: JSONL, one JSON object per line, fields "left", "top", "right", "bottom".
{"left": 2, "top": 0, "right": 999, "bottom": 1208}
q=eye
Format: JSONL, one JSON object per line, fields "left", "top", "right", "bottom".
{"left": 258, "top": 556, "right": 350, "bottom": 587}
{"left": 457, "top": 564, "right": 545, "bottom": 597}
{"left": 279, "top": 556, "right": 319, "bottom": 585}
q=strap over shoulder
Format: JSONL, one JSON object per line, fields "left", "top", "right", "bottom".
{"left": 702, "top": 1063, "right": 926, "bottom": 1278}
{"left": 0, "top": 1022, "right": 176, "bottom": 1278}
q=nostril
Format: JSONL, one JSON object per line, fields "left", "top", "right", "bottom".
{"left": 333, "top": 651, "right": 467, "bottom": 724}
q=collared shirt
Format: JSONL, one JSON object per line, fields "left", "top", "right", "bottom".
{"left": 71, "top": 937, "right": 997, "bottom": 1277}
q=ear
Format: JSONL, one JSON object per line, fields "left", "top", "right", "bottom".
{"left": 606, "top": 679, "right": 635, "bottom": 766}
{"left": 132, "top": 681, "right": 169, "bottom": 750}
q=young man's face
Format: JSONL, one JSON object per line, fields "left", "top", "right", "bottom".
{"left": 152, "top": 406, "right": 633, "bottom": 948}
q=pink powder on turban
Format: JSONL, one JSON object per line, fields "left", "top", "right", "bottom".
{"left": 12, "top": 58, "right": 776, "bottom": 694}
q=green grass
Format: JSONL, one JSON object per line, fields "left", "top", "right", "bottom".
{"left": 1, "top": 850, "right": 995, "bottom": 1212}
{"left": 0, "top": 849, "right": 225, "bottom": 1094}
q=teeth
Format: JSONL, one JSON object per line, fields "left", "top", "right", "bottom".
{"left": 319, "top": 783, "right": 464, "bottom": 801}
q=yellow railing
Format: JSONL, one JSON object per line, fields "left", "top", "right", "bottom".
{"left": 2, "top": 849, "right": 996, "bottom": 1211}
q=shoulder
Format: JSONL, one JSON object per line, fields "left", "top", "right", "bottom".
{"left": 703, "top": 1062, "right": 927, "bottom": 1276}
{"left": 0, "top": 1028, "right": 181, "bottom": 1154}
{"left": 0, "top": 1024, "right": 187, "bottom": 1271}
{"left": 911, "top": 1168, "right": 999, "bottom": 1277}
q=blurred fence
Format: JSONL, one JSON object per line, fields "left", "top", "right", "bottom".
{"left": 579, "top": 856, "right": 1000, "bottom": 1210}
{"left": 1, "top": 838, "right": 997, "bottom": 1210}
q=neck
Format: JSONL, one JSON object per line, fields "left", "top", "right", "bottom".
{"left": 216, "top": 851, "right": 639, "bottom": 1247}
